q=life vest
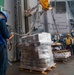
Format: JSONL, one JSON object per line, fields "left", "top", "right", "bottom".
{"left": 65, "top": 38, "right": 72, "bottom": 45}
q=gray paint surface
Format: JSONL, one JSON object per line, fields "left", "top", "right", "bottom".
{"left": 4, "top": 0, "right": 15, "bottom": 61}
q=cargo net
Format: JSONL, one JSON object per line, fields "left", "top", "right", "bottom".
{"left": 18, "top": 32, "right": 55, "bottom": 71}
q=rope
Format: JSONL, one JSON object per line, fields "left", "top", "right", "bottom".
{"left": 51, "top": 9, "right": 59, "bottom": 36}
{"left": 12, "top": 3, "right": 44, "bottom": 38}
{"left": 25, "top": 2, "right": 39, "bottom": 17}
{"left": 11, "top": 7, "right": 39, "bottom": 37}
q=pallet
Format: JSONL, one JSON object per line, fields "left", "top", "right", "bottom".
{"left": 53, "top": 50, "right": 69, "bottom": 53}
{"left": 54, "top": 57, "right": 70, "bottom": 63}
{"left": 19, "top": 64, "right": 56, "bottom": 74}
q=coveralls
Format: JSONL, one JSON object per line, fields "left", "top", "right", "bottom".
{"left": 65, "top": 37, "right": 72, "bottom": 55}
{"left": 58, "top": 36, "right": 65, "bottom": 49}
{"left": 0, "top": 18, "right": 10, "bottom": 75}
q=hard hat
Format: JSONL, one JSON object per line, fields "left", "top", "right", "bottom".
{"left": 67, "top": 34, "right": 70, "bottom": 36}
{"left": 0, "top": 11, "right": 8, "bottom": 22}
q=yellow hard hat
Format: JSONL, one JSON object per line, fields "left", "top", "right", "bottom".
{"left": 67, "top": 34, "right": 70, "bottom": 36}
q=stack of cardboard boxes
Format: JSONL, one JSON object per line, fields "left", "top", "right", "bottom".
{"left": 19, "top": 32, "right": 55, "bottom": 71}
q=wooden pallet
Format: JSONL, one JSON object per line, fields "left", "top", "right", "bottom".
{"left": 53, "top": 50, "right": 69, "bottom": 53}
{"left": 19, "top": 65, "right": 56, "bottom": 74}
{"left": 54, "top": 57, "right": 70, "bottom": 63}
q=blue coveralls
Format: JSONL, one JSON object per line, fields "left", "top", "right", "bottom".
{"left": 0, "top": 18, "right": 10, "bottom": 75}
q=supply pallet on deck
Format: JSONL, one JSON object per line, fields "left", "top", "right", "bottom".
{"left": 19, "top": 33, "right": 56, "bottom": 74}
{"left": 53, "top": 50, "right": 71, "bottom": 63}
